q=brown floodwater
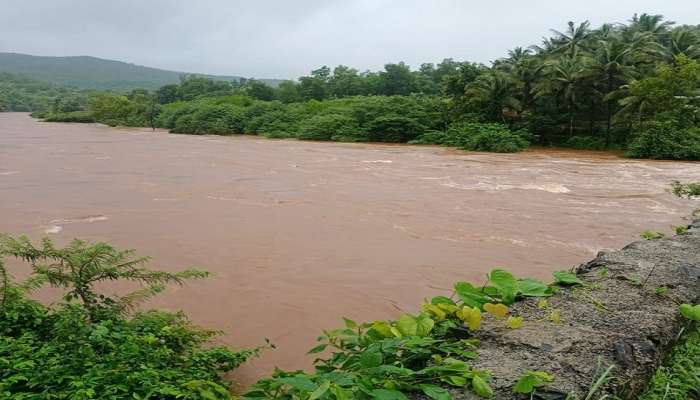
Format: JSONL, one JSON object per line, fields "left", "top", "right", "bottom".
{"left": 1, "top": 112, "right": 699, "bottom": 386}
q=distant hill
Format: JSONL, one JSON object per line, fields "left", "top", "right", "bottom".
{"left": 0, "top": 52, "right": 282, "bottom": 91}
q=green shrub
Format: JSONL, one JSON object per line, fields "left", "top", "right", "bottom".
{"left": 42, "top": 110, "right": 96, "bottom": 123}
{"left": 297, "top": 114, "right": 363, "bottom": 141}
{"left": 410, "top": 122, "right": 530, "bottom": 153}
{"left": 626, "top": 122, "right": 700, "bottom": 160}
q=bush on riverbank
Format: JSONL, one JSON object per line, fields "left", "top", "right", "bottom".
{"left": 410, "top": 122, "right": 530, "bottom": 153}
{"left": 626, "top": 122, "right": 700, "bottom": 160}
{"left": 0, "top": 236, "right": 256, "bottom": 400}
{"left": 42, "top": 110, "right": 96, "bottom": 123}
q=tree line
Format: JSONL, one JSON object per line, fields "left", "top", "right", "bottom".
{"left": 19, "top": 13, "right": 700, "bottom": 159}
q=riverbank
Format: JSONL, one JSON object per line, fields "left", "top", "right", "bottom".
{"left": 447, "top": 219, "right": 700, "bottom": 399}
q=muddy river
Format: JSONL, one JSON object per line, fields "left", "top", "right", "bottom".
{"left": 1, "top": 112, "right": 699, "bottom": 386}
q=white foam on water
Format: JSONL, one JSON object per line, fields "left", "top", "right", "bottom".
{"left": 153, "top": 198, "right": 179, "bottom": 202}
{"left": 441, "top": 180, "right": 571, "bottom": 193}
{"left": 50, "top": 215, "right": 109, "bottom": 224}
{"left": 44, "top": 225, "right": 63, "bottom": 234}
{"left": 0, "top": 171, "right": 19, "bottom": 176}
{"left": 361, "top": 160, "right": 393, "bottom": 164}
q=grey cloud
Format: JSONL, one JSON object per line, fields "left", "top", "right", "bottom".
{"left": 1, "top": 0, "right": 698, "bottom": 79}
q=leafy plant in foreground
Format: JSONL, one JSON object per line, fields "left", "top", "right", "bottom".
{"left": 244, "top": 269, "right": 580, "bottom": 399}
{"left": 0, "top": 235, "right": 257, "bottom": 399}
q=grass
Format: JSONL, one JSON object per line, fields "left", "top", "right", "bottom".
{"left": 638, "top": 326, "right": 700, "bottom": 400}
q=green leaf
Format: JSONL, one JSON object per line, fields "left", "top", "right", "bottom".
{"left": 552, "top": 271, "right": 583, "bottom": 286}
{"left": 342, "top": 317, "right": 357, "bottom": 329}
{"left": 331, "top": 385, "right": 350, "bottom": 400}
{"left": 396, "top": 314, "right": 418, "bottom": 336}
{"left": 471, "top": 375, "right": 493, "bottom": 398}
{"left": 420, "top": 384, "right": 451, "bottom": 400}
{"left": 517, "top": 278, "right": 552, "bottom": 297}
{"left": 415, "top": 314, "right": 435, "bottom": 337}
{"left": 454, "top": 282, "right": 491, "bottom": 308}
{"left": 488, "top": 269, "right": 518, "bottom": 304}
{"left": 309, "top": 381, "right": 331, "bottom": 400}
{"left": 359, "top": 350, "right": 383, "bottom": 368}
{"left": 512, "top": 371, "right": 554, "bottom": 394}
{"left": 431, "top": 296, "right": 456, "bottom": 306}
{"left": 679, "top": 304, "right": 700, "bottom": 321}
{"left": 308, "top": 344, "right": 327, "bottom": 354}
{"left": 372, "top": 389, "right": 408, "bottom": 400}
{"left": 277, "top": 376, "right": 316, "bottom": 392}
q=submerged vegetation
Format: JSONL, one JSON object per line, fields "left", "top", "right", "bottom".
{"left": 4, "top": 13, "right": 698, "bottom": 158}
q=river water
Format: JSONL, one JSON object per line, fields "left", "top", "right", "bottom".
{"left": 1, "top": 112, "right": 699, "bottom": 386}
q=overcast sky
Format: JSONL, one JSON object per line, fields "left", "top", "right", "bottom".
{"left": 1, "top": 0, "right": 698, "bottom": 79}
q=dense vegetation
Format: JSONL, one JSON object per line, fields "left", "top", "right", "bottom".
{"left": 0, "top": 73, "right": 86, "bottom": 112}
{"left": 11, "top": 14, "right": 700, "bottom": 158}
{"left": 0, "top": 236, "right": 258, "bottom": 399}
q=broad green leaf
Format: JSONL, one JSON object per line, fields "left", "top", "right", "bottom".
{"left": 331, "top": 385, "right": 350, "bottom": 400}
{"left": 309, "top": 381, "right": 331, "bottom": 400}
{"left": 415, "top": 314, "right": 435, "bottom": 336}
{"left": 454, "top": 282, "right": 491, "bottom": 308}
{"left": 517, "top": 278, "right": 552, "bottom": 297}
{"left": 679, "top": 304, "right": 700, "bottom": 321}
{"left": 512, "top": 374, "right": 538, "bottom": 394}
{"left": 552, "top": 271, "right": 583, "bottom": 286}
{"left": 372, "top": 389, "right": 408, "bottom": 400}
{"left": 342, "top": 317, "right": 358, "bottom": 329}
{"left": 370, "top": 321, "right": 393, "bottom": 338}
{"left": 431, "top": 296, "right": 456, "bottom": 306}
{"left": 512, "top": 371, "right": 554, "bottom": 394}
{"left": 471, "top": 375, "right": 493, "bottom": 398}
{"left": 308, "top": 344, "right": 327, "bottom": 354}
{"left": 420, "top": 384, "right": 451, "bottom": 400}
{"left": 359, "top": 350, "right": 383, "bottom": 368}
{"left": 277, "top": 376, "right": 316, "bottom": 392}
{"left": 488, "top": 269, "right": 518, "bottom": 304}
{"left": 396, "top": 314, "right": 418, "bottom": 336}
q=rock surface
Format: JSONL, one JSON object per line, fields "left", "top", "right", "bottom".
{"left": 449, "top": 220, "right": 700, "bottom": 399}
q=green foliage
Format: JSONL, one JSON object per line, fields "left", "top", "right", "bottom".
{"left": 552, "top": 271, "right": 584, "bottom": 286}
{"left": 0, "top": 72, "right": 85, "bottom": 112}
{"left": 626, "top": 122, "right": 700, "bottom": 160}
{"left": 679, "top": 304, "right": 700, "bottom": 321}
{"left": 0, "top": 236, "right": 256, "bottom": 399}
{"left": 42, "top": 110, "right": 96, "bottom": 123}
{"left": 410, "top": 123, "right": 530, "bottom": 153}
{"left": 640, "top": 230, "right": 665, "bottom": 240}
{"left": 243, "top": 268, "right": 558, "bottom": 399}
{"left": 512, "top": 371, "right": 554, "bottom": 394}
{"left": 639, "top": 327, "right": 699, "bottom": 400}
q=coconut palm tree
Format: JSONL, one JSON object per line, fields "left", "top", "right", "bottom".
{"left": 465, "top": 71, "right": 521, "bottom": 123}
{"left": 551, "top": 21, "right": 592, "bottom": 57}
{"left": 536, "top": 56, "right": 589, "bottom": 137}
{"left": 665, "top": 27, "right": 700, "bottom": 61}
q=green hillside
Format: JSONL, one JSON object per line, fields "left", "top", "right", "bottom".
{"left": 0, "top": 52, "right": 281, "bottom": 91}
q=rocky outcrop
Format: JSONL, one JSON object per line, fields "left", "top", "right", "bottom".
{"left": 455, "top": 220, "right": 700, "bottom": 399}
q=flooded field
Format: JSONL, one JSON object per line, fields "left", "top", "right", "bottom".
{"left": 1, "top": 112, "right": 699, "bottom": 385}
